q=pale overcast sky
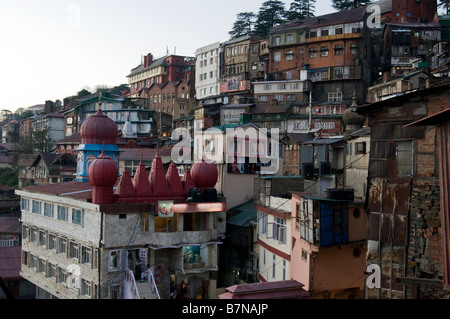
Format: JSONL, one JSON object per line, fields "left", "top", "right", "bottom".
{"left": 0, "top": 0, "right": 335, "bottom": 112}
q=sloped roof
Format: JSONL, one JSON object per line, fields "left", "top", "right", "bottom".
{"left": 0, "top": 217, "right": 21, "bottom": 234}
{"left": 0, "top": 246, "right": 22, "bottom": 280}
{"left": 127, "top": 56, "right": 168, "bottom": 77}
{"left": 219, "top": 280, "right": 310, "bottom": 299}
{"left": 271, "top": 6, "right": 366, "bottom": 33}
{"left": 23, "top": 181, "right": 93, "bottom": 201}
{"left": 227, "top": 201, "right": 256, "bottom": 227}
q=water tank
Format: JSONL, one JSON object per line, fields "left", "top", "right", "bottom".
{"left": 302, "top": 162, "right": 314, "bottom": 179}
{"left": 203, "top": 188, "right": 218, "bottom": 202}
{"left": 327, "top": 188, "right": 354, "bottom": 201}
{"left": 188, "top": 188, "right": 202, "bottom": 202}
{"left": 320, "top": 162, "right": 331, "bottom": 175}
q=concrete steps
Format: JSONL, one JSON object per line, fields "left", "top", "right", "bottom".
{"left": 136, "top": 281, "right": 158, "bottom": 299}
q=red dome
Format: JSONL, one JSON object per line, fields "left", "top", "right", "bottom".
{"left": 80, "top": 109, "right": 118, "bottom": 145}
{"left": 191, "top": 158, "right": 218, "bottom": 189}
{"left": 88, "top": 152, "right": 119, "bottom": 187}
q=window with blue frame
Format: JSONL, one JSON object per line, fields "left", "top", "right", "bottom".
{"left": 320, "top": 202, "right": 349, "bottom": 247}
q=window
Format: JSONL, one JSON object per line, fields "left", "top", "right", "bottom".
{"left": 141, "top": 213, "right": 149, "bottom": 232}
{"left": 82, "top": 246, "right": 92, "bottom": 266}
{"left": 81, "top": 279, "right": 92, "bottom": 297}
{"left": 274, "top": 52, "right": 281, "bottom": 62}
{"left": 285, "top": 50, "right": 294, "bottom": 61}
{"left": 301, "top": 200, "right": 310, "bottom": 242}
{"left": 273, "top": 36, "right": 281, "bottom": 46}
{"left": 21, "top": 198, "right": 29, "bottom": 211}
{"left": 39, "top": 230, "right": 47, "bottom": 247}
{"left": 335, "top": 44, "right": 343, "bottom": 55}
{"left": 320, "top": 47, "right": 329, "bottom": 57}
{"left": 44, "top": 203, "right": 53, "bottom": 218}
{"left": 397, "top": 141, "right": 413, "bottom": 176}
{"left": 283, "top": 260, "right": 286, "bottom": 280}
{"left": 328, "top": 92, "right": 343, "bottom": 102}
{"left": 356, "top": 142, "right": 366, "bottom": 155}
{"left": 272, "top": 255, "right": 276, "bottom": 278}
{"left": 48, "top": 263, "right": 56, "bottom": 279}
{"left": 259, "top": 212, "right": 268, "bottom": 235}
{"left": 285, "top": 34, "right": 294, "bottom": 43}
{"left": 309, "top": 48, "right": 317, "bottom": 58}
{"left": 335, "top": 27, "right": 343, "bottom": 35}
{"left": 23, "top": 226, "right": 29, "bottom": 240}
{"left": 109, "top": 250, "right": 121, "bottom": 271}
{"left": 32, "top": 200, "right": 41, "bottom": 214}
{"left": 57, "top": 206, "right": 67, "bottom": 221}
{"left": 31, "top": 228, "right": 37, "bottom": 243}
{"left": 58, "top": 267, "right": 67, "bottom": 285}
{"left": 48, "top": 234, "right": 56, "bottom": 250}
{"left": 263, "top": 83, "right": 272, "bottom": 91}
{"left": 70, "top": 241, "right": 79, "bottom": 260}
{"left": 58, "top": 237, "right": 67, "bottom": 255}
{"left": 321, "top": 28, "right": 329, "bottom": 36}
{"left": 273, "top": 217, "right": 286, "bottom": 244}
{"left": 350, "top": 43, "right": 358, "bottom": 55}
{"left": 38, "top": 258, "right": 46, "bottom": 273}
{"left": 72, "top": 209, "right": 83, "bottom": 225}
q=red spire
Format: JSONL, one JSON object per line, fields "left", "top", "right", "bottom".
{"left": 181, "top": 168, "right": 197, "bottom": 195}
{"left": 133, "top": 160, "right": 153, "bottom": 197}
{"left": 166, "top": 162, "right": 184, "bottom": 197}
{"left": 149, "top": 153, "right": 170, "bottom": 196}
{"left": 115, "top": 168, "right": 137, "bottom": 199}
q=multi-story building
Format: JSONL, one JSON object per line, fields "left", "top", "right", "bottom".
{"left": 290, "top": 189, "right": 367, "bottom": 299}
{"left": 127, "top": 53, "right": 195, "bottom": 97}
{"left": 195, "top": 42, "right": 222, "bottom": 100}
{"left": 220, "top": 34, "right": 265, "bottom": 99}
{"left": 32, "top": 113, "right": 65, "bottom": 148}
{"left": 381, "top": 21, "right": 441, "bottom": 79}
{"left": 63, "top": 92, "right": 154, "bottom": 138}
{"left": 144, "top": 79, "right": 196, "bottom": 120}
{"left": 267, "top": 6, "right": 372, "bottom": 106}
{"left": 16, "top": 108, "right": 227, "bottom": 299}
{"left": 357, "top": 82, "right": 450, "bottom": 299}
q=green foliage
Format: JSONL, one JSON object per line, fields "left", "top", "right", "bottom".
{"left": 285, "top": 0, "right": 316, "bottom": 21}
{"left": 0, "top": 168, "right": 18, "bottom": 188}
{"left": 32, "top": 126, "right": 54, "bottom": 154}
{"left": 229, "top": 12, "right": 256, "bottom": 39}
{"left": 254, "top": 0, "right": 287, "bottom": 36}
{"left": 331, "top": 0, "right": 372, "bottom": 11}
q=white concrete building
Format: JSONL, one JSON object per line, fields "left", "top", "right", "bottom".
{"left": 195, "top": 42, "right": 222, "bottom": 100}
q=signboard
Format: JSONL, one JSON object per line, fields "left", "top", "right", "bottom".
{"left": 157, "top": 201, "right": 174, "bottom": 218}
{"left": 174, "top": 202, "right": 227, "bottom": 214}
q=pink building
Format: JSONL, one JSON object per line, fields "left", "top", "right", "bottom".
{"left": 290, "top": 190, "right": 367, "bottom": 299}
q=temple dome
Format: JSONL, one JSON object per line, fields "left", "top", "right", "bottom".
{"left": 80, "top": 109, "right": 118, "bottom": 145}
{"left": 191, "top": 158, "right": 218, "bottom": 189}
{"left": 88, "top": 152, "right": 119, "bottom": 188}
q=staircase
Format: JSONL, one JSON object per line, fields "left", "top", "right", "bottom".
{"left": 135, "top": 281, "right": 158, "bottom": 299}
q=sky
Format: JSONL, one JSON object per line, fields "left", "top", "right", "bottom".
{"left": 0, "top": 0, "right": 335, "bottom": 112}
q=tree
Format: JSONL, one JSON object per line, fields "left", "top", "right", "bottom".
{"left": 254, "top": 0, "right": 287, "bottom": 37}
{"left": 332, "top": 0, "right": 372, "bottom": 11}
{"left": 285, "top": 0, "right": 316, "bottom": 21}
{"left": 229, "top": 12, "right": 256, "bottom": 39}
{"left": 32, "top": 127, "right": 54, "bottom": 153}
{"left": 439, "top": 0, "right": 450, "bottom": 14}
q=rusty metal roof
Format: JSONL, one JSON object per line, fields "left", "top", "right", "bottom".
{"left": 23, "top": 181, "right": 93, "bottom": 201}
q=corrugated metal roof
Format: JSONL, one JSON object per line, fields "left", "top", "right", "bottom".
{"left": 0, "top": 217, "right": 21, "bottom": 234}
{"left": 227, "top": 201, "right": 256, "bottom": 227}
{"left": 0, "top": 246, "right": 22, "bottom": 280}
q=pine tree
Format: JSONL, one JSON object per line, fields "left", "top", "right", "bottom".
{"left": 285, "top": 0, "right": 316, "bottom": 21}
{"left": 254, "top": 0, "right": 287, "bottom": 37}
{"left": 332, "top": 0, "right": 372, "bottom": 11}
{"left": 229, "top": 12, "right": 256, "bottom": 39}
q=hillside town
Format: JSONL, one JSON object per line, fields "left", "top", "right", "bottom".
{"left": 1, "top": 0, "right": 450, "bottom": 301}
